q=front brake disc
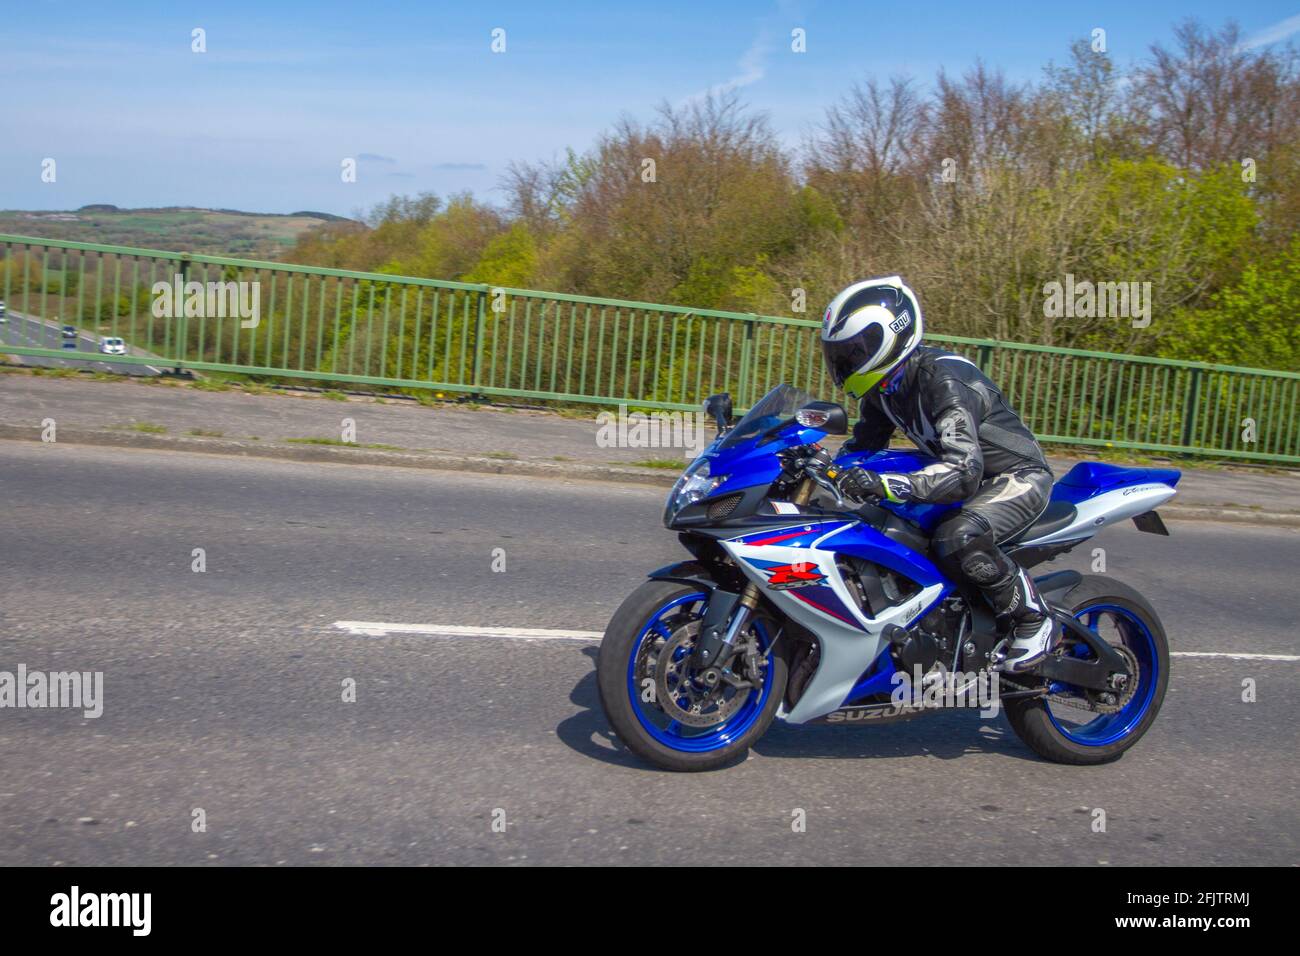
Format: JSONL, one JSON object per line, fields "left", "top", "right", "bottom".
{"left": 652, "top": 623, "right": 748, "bottom": 728}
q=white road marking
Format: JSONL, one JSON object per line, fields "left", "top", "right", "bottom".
{"left": 1171, "top": 651, "right": 1299, "bottom": 662}
{"left": 333, "top": 621, "right": 1298, "bottom": 660}
{"left": 334, "top": 621, "right": 602, "bottom": 641}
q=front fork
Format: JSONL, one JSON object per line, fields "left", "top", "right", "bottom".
{"left": 693, "top": 582, "right": 761, "bottom": 668}
{"left": 691, "top": 476, "right": 815, "bottom": 669}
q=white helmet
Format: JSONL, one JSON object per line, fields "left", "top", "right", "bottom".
{"left": 820, "top": 275, "right": 924, "bottom": 400}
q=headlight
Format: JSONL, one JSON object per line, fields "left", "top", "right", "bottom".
{"left": 663, "top": 457, "right": 721, "bottom": 526}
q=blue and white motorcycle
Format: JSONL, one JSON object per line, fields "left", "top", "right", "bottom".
{"left": 597, "top": 384, "right": 1175, "bottom": 771}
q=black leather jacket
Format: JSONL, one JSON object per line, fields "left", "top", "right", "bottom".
{"left": 846, "top": 346, "right": 1050, "bottom": 503}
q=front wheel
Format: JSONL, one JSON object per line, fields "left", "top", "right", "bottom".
{"left": 1003, "top": 575, "right": 1169, "bottom": 765}
{"left": 597, "top": 580, "right": 787, "bottom": 772}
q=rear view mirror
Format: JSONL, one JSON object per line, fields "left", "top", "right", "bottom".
{"left": 703, "top": 393, "right": 733, "bottom": 434}
{"left": 795, "top": 401, "right": 848, "bottom": 435}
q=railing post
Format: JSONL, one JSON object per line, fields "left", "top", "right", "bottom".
{"left": 978, "top": 343, "right": 992, "bottom": 373}
{"left": 471, "top": 284, "right": 489, "bottom": 389}
{"left": 174, "top": 253, "right": 190, "bottom": 375}
{"left": 737, "top": 318, "right": 756, "bottom": 408}
{"left": 1180, "top": 367, "right": 1203, "bottom": 450}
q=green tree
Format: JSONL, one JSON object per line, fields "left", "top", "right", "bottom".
{"left": 461, "top": 223, "right": 539, "bottom": 288}
{"left": 1164, "top": 238, "right": 1300, "bottom": 371}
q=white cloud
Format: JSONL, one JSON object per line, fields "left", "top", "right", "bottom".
{"left": 1237, "top": 13, "right": 1300, "bottom": 52}
{"left": 683, "top": 31, "right": 771, "bottom": 104}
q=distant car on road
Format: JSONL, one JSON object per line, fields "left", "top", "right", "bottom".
{"left": 62, "top": 324, "right": 77, "bottom": 338}
{"left": 98, "top": 336, "right": 127, "bottom": 355}
{"left": 0, "top": 300, "right": 6, "bottom": 322}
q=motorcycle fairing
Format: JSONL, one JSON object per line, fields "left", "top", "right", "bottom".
{"left": 721, "top": 519, "right": 947, "bottom": 724}
{"left": 1019, "top": 462, "right": 1180, "bottom": 546}
{"left": 704, "top": 425, "right": 826, "bottom": 498}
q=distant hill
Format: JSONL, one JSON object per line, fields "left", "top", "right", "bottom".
{"left": 0, "top": 206, "right": 358, "bottom": 259}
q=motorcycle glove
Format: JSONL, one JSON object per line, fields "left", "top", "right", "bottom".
{"left": 839, "top": 467, "right": 914, "bottom": 503}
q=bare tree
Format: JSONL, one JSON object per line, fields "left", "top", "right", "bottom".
{"left": 1134, "top": 20, "right": 1299, "bottom": 169}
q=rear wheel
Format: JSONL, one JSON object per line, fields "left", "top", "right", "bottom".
{"left": 597, "top": 580, "right": 786, "bottom": 772}
{"left": 1003, "top": 576, "right": 1168, "bottom": 765}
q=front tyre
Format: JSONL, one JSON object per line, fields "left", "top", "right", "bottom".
{"left": 597, "top": 580, "right": 786, "bottom": 772}
{"left": 1003, "top": 575, "right": 1169, "bottom": 765}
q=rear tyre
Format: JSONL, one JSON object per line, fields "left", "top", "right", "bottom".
{"left": 597, "top": 579, "right": 786, "bottom": 772}
{"left": 1003, "top": 575, "right": 1168, "bottom": 765}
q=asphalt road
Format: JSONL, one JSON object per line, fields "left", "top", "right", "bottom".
{"left": 0, "top": 442, "right": 1296, "bottom": 865}
{"left": 0, "top": 309, "right": 160, "bottom": 375}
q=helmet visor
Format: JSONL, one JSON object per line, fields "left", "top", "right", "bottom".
{"left": 821, "top": 323, "right": 884, "bottom": 387}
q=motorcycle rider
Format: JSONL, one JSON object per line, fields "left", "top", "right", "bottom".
{"left": 820, "top": 276, "right": 1056, "bottom": 672}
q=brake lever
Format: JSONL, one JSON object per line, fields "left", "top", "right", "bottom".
{"left": 804, "top": 462, "right": 846, "bottom": 509}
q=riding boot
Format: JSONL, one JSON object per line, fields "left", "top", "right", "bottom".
{"left": 985, "top": 564, "right": 1055, "bottom": 672}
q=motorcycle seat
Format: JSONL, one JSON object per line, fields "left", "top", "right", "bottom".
{"left": 1004, "top": 499, "right": 1078, "bottom": 544}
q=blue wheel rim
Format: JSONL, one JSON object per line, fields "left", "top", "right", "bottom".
{"left": 626, "top": 591, "right": 775, "bottom": 754}
{"left": 1046, "top": 603, "right": 1159, "bottom": 747}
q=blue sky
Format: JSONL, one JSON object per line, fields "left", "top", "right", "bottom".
{"left": 3, "top": 1, "right": 1297, "bottom": 216}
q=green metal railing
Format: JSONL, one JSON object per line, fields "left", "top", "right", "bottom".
{"left": 2, "top": 233, "right": 1298, "bottom": 462}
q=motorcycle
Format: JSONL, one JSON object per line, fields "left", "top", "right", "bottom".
{"left": 597, "top": 384, "right": 1175, "bottom": 771}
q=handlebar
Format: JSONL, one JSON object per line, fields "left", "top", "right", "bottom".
{"left": 782, "top": 444, "right": 851, "bottom": 509}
